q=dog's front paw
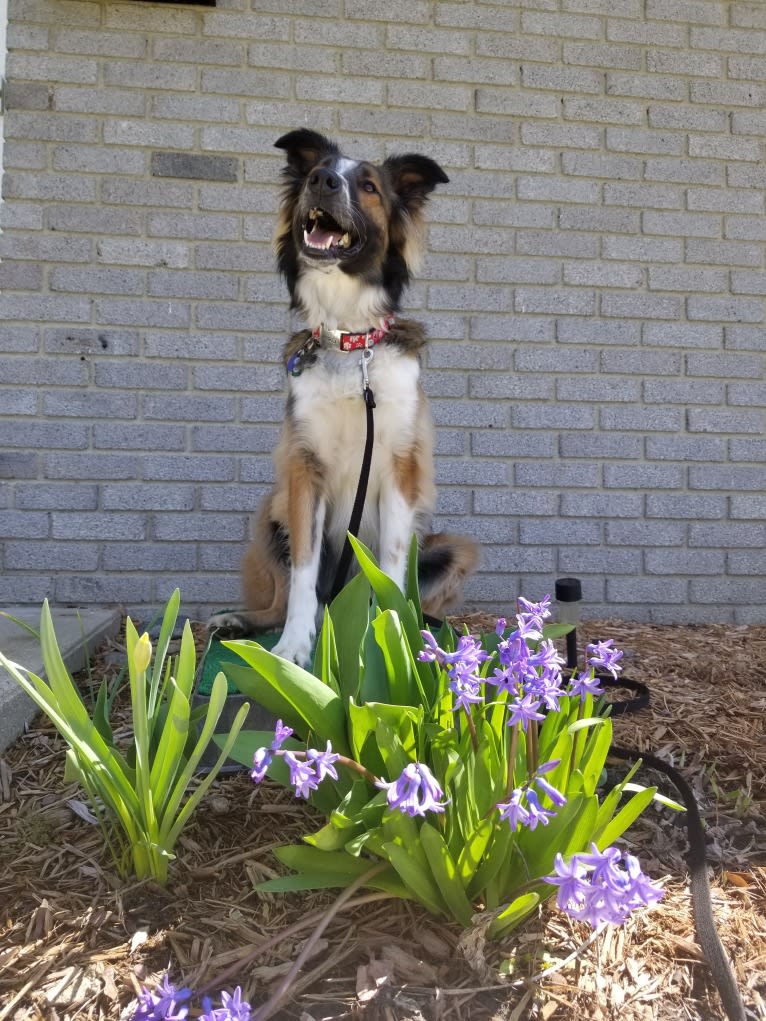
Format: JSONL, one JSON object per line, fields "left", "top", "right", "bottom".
{"left": 207, "top": 611, "right": 253, "bottom": 639}
{"left": 272, "top": 629, "right": 314, "bottom": 668}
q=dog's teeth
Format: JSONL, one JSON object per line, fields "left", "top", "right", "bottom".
{"left": 339, "top": 233, "right": 351, "bottom": 248}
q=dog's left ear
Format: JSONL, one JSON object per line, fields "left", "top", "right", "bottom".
{"left": 383, "top": 154, "right": 449, "bottom": 213}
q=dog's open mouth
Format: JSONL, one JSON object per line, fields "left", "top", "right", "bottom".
{"left": 302, "top": 207, "right": 358, "bottom": 258}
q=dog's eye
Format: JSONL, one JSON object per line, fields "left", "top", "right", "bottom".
{"left": 361, "top": 180, "right": 377, "bottom": 194}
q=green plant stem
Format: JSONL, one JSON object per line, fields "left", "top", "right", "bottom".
{"left": 528, "top": 720, "right": 539, "bottom": 776}
{"left": 464, "top": 705, "right": 479, "bottom": 752}
{"left": 505, "top": 723, "right": 519, "bottom": 800}
{"left": 279, "top": 749, "right": 378, "bottom": 787}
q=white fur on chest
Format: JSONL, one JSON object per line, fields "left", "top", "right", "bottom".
{"left": 289, "top": 344, "right": 422, "bottom": 550}
{"left": 295, "top": 265, "right": 388, "bottom": 332}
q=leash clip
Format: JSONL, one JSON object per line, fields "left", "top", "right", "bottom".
{"left": 360, "top": 347, "right": 376, "bottom": 408}
{"left": 360, "top": 346, "right": 373, "bottom": 391}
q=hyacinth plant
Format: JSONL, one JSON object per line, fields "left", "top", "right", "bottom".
{"left": 0, "top": 589, "right": 249, "bottom": 884}
{"left": 220, "top": 538, "right": 664, "bottom": 938}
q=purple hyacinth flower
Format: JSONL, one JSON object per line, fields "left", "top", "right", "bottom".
{"left": 376, "top": 762, "right": 449, "bottom": 817}
{"left": 418, "top": 630, "right": 454, "bottom": 668}
{"left": 507, "top": 691, "right": 545, "bottom": 730}
{"left": 545, "top": 844, "right": 664, "bottom": 928}
{"left": 199, "top": 987, "right": 252, "bottom": 1021}
{"left": 307, "top": 741, "right": 340, "bottom": 783}
{"left": 623, "top": 853, "right": 665, "bottom": 909}
{"left": 219, "top": 987, "right": 252, "bottom": 1021}
{"left": 524, "top": 788, "right": 556, "bottom": 830}
{"left": 449, "top": 674, "right": 484, "bottom": 713}
{"left": 577, "top": 842, "right": 623, "bottom": 886}
{"left": 271, "top": 719, "right": 293, "bottom": 751}
{"left": 517, "top": 594, "right": 552, "bottom": 621}
{"left": 250, "top": 746, "right": 272, "bottom": 784}
{"left": 282, "top": 751, "right": 319, "bottom": 799}
{"left": 568, "top": 670, "right": 604, "bottom": 699}
{"left": 586, "top": 639, "right": 624, "bottom": 679}
{"left": 534, "top": 773, "right": 568, "bottom": 808}
{"left": 134, "top": 975, "right": 192, "bottom": 1021}
{"left": 496, "top": 788, "right": 530, "bottom": 830}
{"left": 544, "top": 852, "right": 589, "bottom": 913}
{"left": 451, "top": 634, "right": 489, "bottom": 679}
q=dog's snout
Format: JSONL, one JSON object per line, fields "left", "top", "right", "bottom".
{"left": 308, "top": 167, "right": 341, "bottom": 194}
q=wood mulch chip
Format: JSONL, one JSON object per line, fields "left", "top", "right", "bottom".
{"left": 1, "top": 616, "right": 764, "bottom": 1020}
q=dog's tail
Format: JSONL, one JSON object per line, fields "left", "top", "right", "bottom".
{"left": 418, "top": 532, "right": 479, "bottom": 618}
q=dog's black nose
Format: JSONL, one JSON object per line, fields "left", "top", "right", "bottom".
{"left": 308, "top": 167, "right": 341, "bottom": 194}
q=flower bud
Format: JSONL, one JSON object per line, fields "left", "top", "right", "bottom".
{"left": 134, "top": 633, "right": 152, "bottom": 674}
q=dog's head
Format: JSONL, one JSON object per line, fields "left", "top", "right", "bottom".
{"left": 274, "top": 129, "right": 448, "bottom": 325}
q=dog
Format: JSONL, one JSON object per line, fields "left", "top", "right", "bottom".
{"left": 209, "top": 129, "right": 478, "bottom": 665}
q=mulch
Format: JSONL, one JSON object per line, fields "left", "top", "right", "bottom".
{"left": 1, "top": 615, "right": 765, "bottom": 1021}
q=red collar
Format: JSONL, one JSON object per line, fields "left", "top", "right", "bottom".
{"left": 312, "top": 316, "right": 396, "bottom": 352}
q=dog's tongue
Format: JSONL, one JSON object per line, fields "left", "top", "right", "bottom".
{"left": 306, "top": 224, "right": 340, "bottom": 249}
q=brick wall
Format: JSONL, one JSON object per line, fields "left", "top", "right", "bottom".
{"left": 1, "top": 0, "right": 765, "bottom": 624}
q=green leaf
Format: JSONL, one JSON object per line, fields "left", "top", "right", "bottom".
{"left": 371, "top": 609, "right": 416, "bottom": 706}
{"left": 576, "top": 717, "right": 613, "bottom": 795}
{"left": 486, "top": 892, "right": 541, "bottom": 940}
{"left": 456, "top": 818, "right": 493, "bottom": 887}
{"left": 328, "top": 572, "right": 371, "bottom": 702}
{"left": 148, "top": 678, "right": 190, "bottom": 815}
{"left": 347, "top": 536, "right": 436, "bottom": 705}
{"left": 405, "top": 534, "right": 422, "bottom": 611}
{"left": 92, "top": 679, "right": 114, "bottom": 746}
{"left": 222, "top": 641, "right": 350, "bottom": 756}
{"left": 148, "top": 588, "right": 181, "bottom": 717}
{"left": 271, "top": 845, "right": 408, "bottom": 897}
{"left": 313, "top": 607, "right": 341, "bottom": 696}
{"left": 467, "top": 821, "right": 512, "bottom": 900}
{"left": 359, "top": 616, "right": 390, "bottom": 704}
{"left": 595, "top": 786, "right": 657, "bottom": 849}
{"left": 419, "top": 821, "right": 475, "bottom": 926}
{"left": 382, "top": 840, "right": 447, "bottom": 915}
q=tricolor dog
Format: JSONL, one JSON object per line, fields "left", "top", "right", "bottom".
{"left": 209, "top": 129, "right": 478, "bottom": 665}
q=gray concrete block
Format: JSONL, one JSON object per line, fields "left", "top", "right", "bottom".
{"left": 0, "top": 605, "right": 121, "bottom": 754}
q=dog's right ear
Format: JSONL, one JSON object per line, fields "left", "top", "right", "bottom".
{"left": 275, "top": 130, "right": 339, "bottom": 177}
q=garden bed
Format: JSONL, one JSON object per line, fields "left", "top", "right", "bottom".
{"left": 1, "top": 617, "right": 764, "bottom": 1021}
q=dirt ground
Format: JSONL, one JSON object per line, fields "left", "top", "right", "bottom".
{"left": 1, "top": 616, "right": 764, "bottom": 1021}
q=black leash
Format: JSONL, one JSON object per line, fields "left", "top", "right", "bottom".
{"left": 329, "top": 359, "right": 376, "bottom": 602}
{"left": 596, "top": 670, "right": 747, "bottom": 1021}
{"left": 608, "top": 743, "right": 746, "bottom": 1021}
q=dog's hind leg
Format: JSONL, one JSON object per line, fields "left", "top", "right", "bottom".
{"left": 271, "top": 452, "right": 326, "bottom": 667}
{"left": 379, "top": 450, "right": 427, "bottom": 592}
{"left": 418, "top": 532, "right": 479, "bottom": 619}
{"left": 207, "top": 501, "right": 289, "bottom": 638}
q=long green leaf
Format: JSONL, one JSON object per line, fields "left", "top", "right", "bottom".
{"left": 371, "top": 609, "right": 415, "bottom": 706}
{"left": 161, "top": 694, "right": 250, "bottom": 849}
{"left": 328, "top": 571, "right": 371, "bottom": 702}
{"left": 148, "top": 588, "right": 180, "bottom": 716}
{"left": 313, "top": 607, "right": 340, "bottom": 695}
{"left": 149, "top": 678, "right": 190, "bottom": 815}
{"left": 347, "top": 536, "right": 436, "bottom": 705}
{"left": 271, "top": 845, "right": 408, "bottom": 897}
{"left": 222, "top": 641, "right": 350, "bottom": 755}
{"left": 595, "top": 786, "right": 657, "bottom": 849}
{"left": 382, "top": 841, "right": 447, "bottom": 915}
{"left": 456, "top": 818, "right": 493, "bottom": 887}
{"left": 486, "top": 892, "right": 541, "bottom": 940}
{"left": 420, "top": 821, "right": 475, "bottom": 926}
{"left": 157, "top": 672, "right": 230, "bottom": 842}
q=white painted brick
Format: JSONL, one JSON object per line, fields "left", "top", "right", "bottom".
{"left": 2, "top": 0, "right": 765, "bottom": 622}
